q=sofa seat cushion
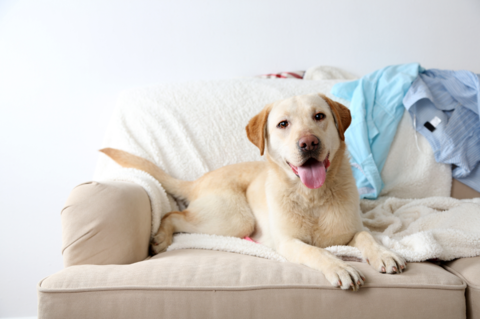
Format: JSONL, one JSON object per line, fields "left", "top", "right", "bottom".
{"left": 38, "top": 249, "right": 466, "bottom": 319}
{"left": 444, "top": 256, "right": 480, "bottom": 319}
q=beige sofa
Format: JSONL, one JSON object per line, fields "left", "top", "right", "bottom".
{"left": 37, "top": 179, "right": 480, "bottom": 319}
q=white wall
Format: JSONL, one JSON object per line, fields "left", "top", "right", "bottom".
{"left": 1, "top": 0, "right": 479, "bottom": 317}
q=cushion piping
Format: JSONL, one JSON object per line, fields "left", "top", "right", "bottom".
{"left": 37, "top": 278, "right": 466, "bottom": 293}
{"left": 443, "top": 264, "right": 480, "bottom": 290}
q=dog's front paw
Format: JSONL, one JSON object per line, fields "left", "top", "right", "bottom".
{"left": 366, "top": 248, "right": 407, "bottom": 274}
{"left": 323, "top": 260, "right": 365, "bottom": 291}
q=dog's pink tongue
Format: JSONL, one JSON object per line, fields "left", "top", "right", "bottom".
{"left": 297, "top": 159, "right": 326, "bottom": 189}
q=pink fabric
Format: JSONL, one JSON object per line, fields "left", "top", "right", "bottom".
{"left": 257, "top": 71, "right": 305, "bottom": 79}
{"left": 244, "top": 237, "right": 258, "bottom": 243}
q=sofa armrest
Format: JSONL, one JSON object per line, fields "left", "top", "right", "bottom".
{"left": 61, "top": 181, "right": 151, "bottom": 267}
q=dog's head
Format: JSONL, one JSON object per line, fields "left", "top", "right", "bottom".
{"left": 246, "top": 93, "right": 351, "bottom": 189}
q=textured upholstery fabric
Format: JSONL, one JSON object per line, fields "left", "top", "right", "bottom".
{"left": 39, "top": 249, "right": 466, "bottom": 319}
{"left": 444, "top": 257, "right": 480, "bottom": 319}
{"left": 451, "top": 179, "right": 480, "bottom": 199}
{"left": 61, "top": 181, "right": 151, "bottom": 267}
{"left": 443, "top": 166, "right": 480, "bottom": 318}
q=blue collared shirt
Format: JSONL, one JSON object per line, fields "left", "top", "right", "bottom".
{"left": 403, "top": 69, "right": 480, "bottom": 192}
{"left": 332, "top": 63, "right": 423, "bottom": 199}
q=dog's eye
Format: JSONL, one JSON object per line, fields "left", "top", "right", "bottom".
{"left": 315, "top": 113, "right": 326, "bottom": 121}
{"left": 277, "top": 121, "right": 289, "bottom": 129}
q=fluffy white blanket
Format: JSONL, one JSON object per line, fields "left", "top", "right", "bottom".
{"left": 360, "top": 197, "right": 480, "bottom": 261}
{"left": 95, "top": 68, "right": 479, "bottom": 262}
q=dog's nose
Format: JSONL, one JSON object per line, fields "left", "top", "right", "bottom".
{"left": 298, "top": 135, "right": 319, "bottom": 152}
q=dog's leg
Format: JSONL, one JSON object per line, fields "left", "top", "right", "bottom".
{"left": 151, "top": 194, "right": 256, "bottom": 255}
{"left": 348, "top": 231, "right": 407, "bottom": 274}
{"left": 278, "top": 238, "right": 365, "bottom": 291}
{"left": 151, "top": 211, "right": 188, "bottom": 255}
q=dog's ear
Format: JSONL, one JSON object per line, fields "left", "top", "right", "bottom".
{"left": 319, "top": 94, "right": 351, "bottom": 141}
{"left": 246, "top": 104, "right": 272, "bottom": 156}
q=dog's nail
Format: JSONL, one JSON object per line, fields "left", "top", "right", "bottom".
{"left": 338, "top": 280, "right": 342, "bottom": 286}
{"left": 400, "top": 265, "right": 405, "bottom": 269}
{"left": 361, "top": 276, "right": 365, "bottom": 281}
{"left": 357, "top": 280, "right": 361, "bottom": 285}
{"left": 366, "top": 259, "right": 370, "bottom": 264}
{"left": 393, "top": 266, "right": 397, "bottom": 272}
{"left": 381, "top": 267, "right": 386, "bottom": 273}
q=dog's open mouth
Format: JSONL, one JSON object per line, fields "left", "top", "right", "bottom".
{"left": 288, "top": 153, "right": 330, "bottom": 189}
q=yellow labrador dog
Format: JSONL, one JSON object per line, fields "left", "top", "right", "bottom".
{"left": 101, "top": 93, "right": 406, "bottom": 291}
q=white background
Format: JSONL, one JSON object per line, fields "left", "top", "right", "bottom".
{"left": 1, "top": 0, "right": 479, "bottom": 317}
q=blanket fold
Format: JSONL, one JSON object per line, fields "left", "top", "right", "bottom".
{"left": 360, "top": 197, "right": 480, "bottom": 261}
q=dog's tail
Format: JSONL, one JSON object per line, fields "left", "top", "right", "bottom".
{"left": 99, "top": 148, "right": 194, "bottom": 201}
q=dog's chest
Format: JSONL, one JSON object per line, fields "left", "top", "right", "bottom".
{"left": 311, "top": 211, "right": 358, "bottom": 248}
{"left": 288, "top": 200, "right": 359, "bottom": 248}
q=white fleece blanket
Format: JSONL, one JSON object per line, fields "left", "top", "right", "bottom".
{"left": 95, "top": 67, "right": 479, "bottom": 262}
{"left": 166, "top": 233, "right": 364, "bottom": 262}
{"left": 360, "top": 197, "right": 480, "bottom": 261}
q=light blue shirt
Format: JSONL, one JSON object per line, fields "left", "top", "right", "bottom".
{"left": 332, "top": 63, "right": 423, "bottom": 199}
{"left": 403, "top": 69, "right": 480, "bottom": 192}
